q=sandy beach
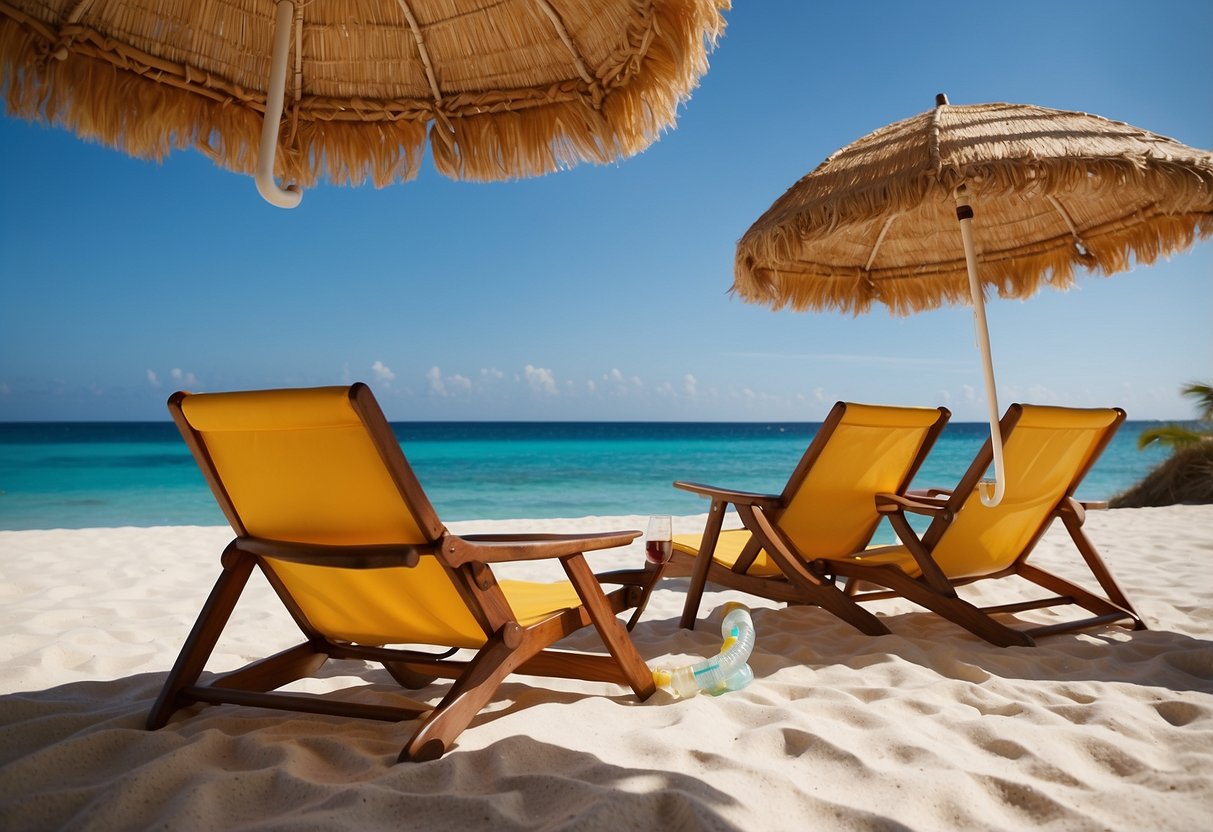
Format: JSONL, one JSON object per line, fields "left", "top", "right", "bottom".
{"left": 1, "top": 505, "right": 1211, "bottom": 830}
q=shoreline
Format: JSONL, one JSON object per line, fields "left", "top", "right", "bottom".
{"left": 2, "top": 506, "right": 1211, "bottom": 829}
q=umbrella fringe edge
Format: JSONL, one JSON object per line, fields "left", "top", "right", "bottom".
{"left": 733, "top": 212, "right": 1213, "bottom": 316}
{"left": 0, "top": 0, "right": 729, "bottom": 188}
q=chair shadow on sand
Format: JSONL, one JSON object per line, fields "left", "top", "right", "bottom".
{"left": 1, "top": 606, "right": 1210, "bottom": 830}
{"left": 0, "top": 666, "right": 747, "bottom": 832}
{"left": 710, "top": 602, "right": 1213, "bottom": 697}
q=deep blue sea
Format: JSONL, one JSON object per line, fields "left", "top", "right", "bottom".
{"left": 0, "top": 421, "right": 1172, "bottom": 536}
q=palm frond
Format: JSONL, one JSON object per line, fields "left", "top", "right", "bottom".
{"left": 1180, "top": 381, "right": 1213, "bottom": 422}
{"left": 1137, "top": 424, "right": 1209, "bottom": 451}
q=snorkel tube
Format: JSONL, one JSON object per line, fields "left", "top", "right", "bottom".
{"left": 653, "top": 603, "right": 755, "bottom": 698}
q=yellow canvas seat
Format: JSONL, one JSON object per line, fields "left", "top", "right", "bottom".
{"left": 813, "top": 404, "right": 1147, "bottom": 646}
{"left": 672, "top": 531, "right": 784, "bottom": 578}
{"left": 148, "top": 384, "right": 655, "bottom": 762}
{"left": 668, "top": 402, "right": 950, "bottom": 633}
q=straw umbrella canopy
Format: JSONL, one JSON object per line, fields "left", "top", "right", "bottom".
{"left": 734, "top": 95, "right": 1213, "bottom": 506}
{"left": 0, "top": 0, "right": 729, "bottom": 207}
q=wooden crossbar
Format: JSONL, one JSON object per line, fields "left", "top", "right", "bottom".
{"left": 183, "top": 686, "right": 430, "bottom": 722}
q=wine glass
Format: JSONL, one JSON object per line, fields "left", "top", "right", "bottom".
{"left": 645, "top": 515, "right": 673, "bottom": 565}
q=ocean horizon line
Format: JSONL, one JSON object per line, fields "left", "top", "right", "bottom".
{"left": 0, "top": 417, "right": 1197, "bottom": 426}
{"left": 0, "top": 418, "right": 1179, "bottom": 531}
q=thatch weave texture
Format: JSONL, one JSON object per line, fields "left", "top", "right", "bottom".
{"left": 1, "top": 0, "right": 728, "bottom": 187}
{"left": 735, "top": 100, "right": 1213, "bottom": 315}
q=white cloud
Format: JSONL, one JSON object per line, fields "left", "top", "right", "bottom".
{"left": 655, "top": 381, "right": 675, "bottom": 397}
{"left": 604, "top": 368, "right": 642, "bottom": 395}
{"left": 586, "top": 379, "right": 597, "bottom": 393}
{"left": 480, "top": 367, "right": 504, "bottom": 381}
{"left": 170, "top": 368, "right": 199, "bottom": 387}
{"left": 962, "top": 384, "right": 977, "bottom": 403}
{"left": 425, "top": 366, "right": 446, "bottom": 396}
{"left": 423, "top": 367, "right": 473, "bottom": 396}
{"left": 146, "top": 370, "right": 161, "bottom": 388}
{"left": 372, "top": 360, "right": 396, "bottom": 385}
{"left": 525, "top": 365, "right": 558, "bottom": 396}
{"left": 813, "top": 386, "right": 826, "bottom": 403}
{"left": 683, "top": 374, "right": 698, "bottom": 396}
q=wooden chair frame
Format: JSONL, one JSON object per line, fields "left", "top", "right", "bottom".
{"left": 814, "top": 404, "right": 1147, "bottom": 647}
{"left": 670, "top": 402, "right": 950, "bottom": 631}
{"left": 148, "top": 383, "right": 656, "bottom": 762}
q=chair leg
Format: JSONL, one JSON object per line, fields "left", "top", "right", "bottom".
{"left": 860, "top": 565, "right": 1034, "bottom": 648}
{"left": 1015, "top": 563, "right": 1144, "bottom": 631}
{"left": 679, "top": 500, "right": 728, "bottom": 630}
{"left": 1057, "top": 511, "right": 1147, "bottom": 629}
{"left": 742, "top": 505, "right": 891, "bottom": 637}
{"left": 399, "top": 635, "right": 522, "bottom": 762}
{"left": 626, "top": 566, "right": 662, "bottom": 631}
{"left": 147, "top": 547, "right": 256, "bottom": 729}
{"left": 782, "top": 573, "right": 892, "bottom": 636}
{"left": 562, "top": 554, "right": 656, "bottom": 700}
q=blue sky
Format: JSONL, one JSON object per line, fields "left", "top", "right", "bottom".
{"left": 1, "top": 1, "right": 1210, "bottom": 422}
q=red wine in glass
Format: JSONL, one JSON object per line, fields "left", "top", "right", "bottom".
{"left": 645, "top": 539, "right": 673, "bottom": 565}
{"left": 645, "top": 515, "right": 673, "bottom": 565}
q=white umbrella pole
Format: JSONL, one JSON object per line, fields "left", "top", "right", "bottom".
{"left": 955, "top": 188, "right": 1005, "bottom": 508}
{"left": 255, "top": 1, "right": 302, "bottom": 208}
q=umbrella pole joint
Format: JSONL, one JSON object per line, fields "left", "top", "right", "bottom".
{"left": 256, "top": 1, "right": 302, "bottom": 209}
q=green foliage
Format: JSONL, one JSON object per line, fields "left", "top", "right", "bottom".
{"left": 1111, "top": 442, "right": 1213, "bottom": 507}
{"left": 1137, "top": 425, "right": 1207, "bottom": 451}
{"left": 1138, "top": 380, "right": 1213, "bottom": 452}
{"left": 1180, "top": 382, "right": 1213, "bottom": 422}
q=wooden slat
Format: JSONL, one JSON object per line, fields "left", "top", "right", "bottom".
{"left": 1026, "top": 612, "right": 1132, "bottom": 639}
{"left": 183, "top": 687, "right": 429, "bottom": 721}
{"left": 980, "top": 596, "right": 1072, "bottom": 616}
{"left": 209, "top": 643, "right": 329, "bottom": 692}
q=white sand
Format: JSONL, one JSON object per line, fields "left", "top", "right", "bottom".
{"left": 1, "top": 506, "right": 1211, "bottom": 830}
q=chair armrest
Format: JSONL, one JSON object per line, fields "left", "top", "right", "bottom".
{"left": 443, "top": 530, "right": 641, "bottom": 566}
{"left": 673, "top": 480, "right": 782, "bottom": 509}
{"left": 1056, "top": 496, "right": 1107, "bottom": 525}
{"left": 906, "top": 487, "right": 953, "bottom": 500}
{"left": 595, "top": 566, "right": 655, "bottom": 586}
{"left": 237, "top": 537, "right": 438, "bottom": 569}
{"left": 875, "top": 492, "right": 949, "bottom": 517}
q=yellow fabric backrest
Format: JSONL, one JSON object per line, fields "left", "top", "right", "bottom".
{"left": 180, "top": 387, "right": 487, "bottom": 647}
{"left": 929, "top": 406, "right": 1119, "bottom": 579}
{"left": 779, "top": 404, "right": 941, "bottom": 559}
{"left": 183, "top": 387, "right": 429, "bottom": 545}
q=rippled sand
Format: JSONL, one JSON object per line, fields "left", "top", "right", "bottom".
{"left": 1, "top": 506, "right": 1210, "bottom": 830}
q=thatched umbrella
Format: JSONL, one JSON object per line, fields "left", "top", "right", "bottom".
{"left": 734, "top": 94, "right": 1213, "bottom": 506}
{"left": 0, "top": 0, "right": 728, "bottom": 207}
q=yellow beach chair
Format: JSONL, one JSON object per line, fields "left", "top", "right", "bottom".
{"left": 813, "top": 404, "right": 1147, "bottom": 646}
{"left": 147, "top": 384, "right": 655, "bottom": 762}
{"left": 669, "top": 402, "right": 950, "bottom": 632}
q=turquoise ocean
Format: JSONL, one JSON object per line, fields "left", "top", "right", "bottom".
{"left": 0, "top": 420, "right": 1173, "bottom": 540}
